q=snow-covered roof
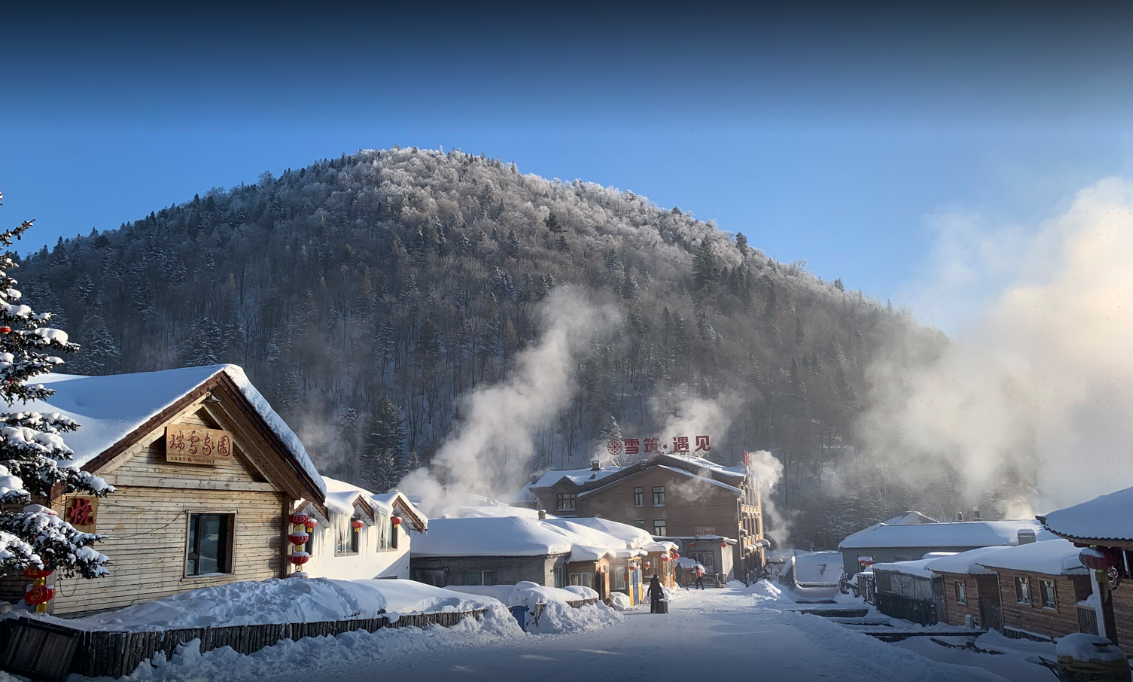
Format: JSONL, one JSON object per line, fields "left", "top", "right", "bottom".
{"left": 372, "top": 491, "right": 428, "bottom": 531}
{"left": 612, "top": 548, "right": 647, "bottom": 560}
{"left": 839, "top": 519, "right": 1052, "bottom": 550}
{"left": 541, "top": 519, "right": 626, "bottom": 551}
{"left": 924, "top": 546, "right": 1013, "bottom": 575}
{"left": 975, "top": 539, "right": 1088, "bottom": 576}
{"left": 883, "top": 511, "right": 937, "bottom": 526}
{"left": 25, "top": 365, "right": 325, "bottom": 495}
{"left": 1040, "top": 486, "right": 1133, "bottom": 544}
{"left": 568, "top": 545, "right": 615, "bottom": 563}
{"left": 549, "top": 517, "right": 654, "bottom": 549}
{"left": 656, "top": 454, "right": 746, "bottom": 479}
{"left": 642, "top": 541, "right": 678, "bottom": 553}
{"left": 321, "top": 477, "right": 390, "bottom": 517}
{"left": 627, "top": 465, "right": 742, "bottom": 495}
{"left": 871, "top": 557, "right": 946, "bottom": 580}
{"left": 523, "top": 465, "right": 628, "bottom": 493}
{"left": 410, "top": 516, "right": 573, "bottom": 557}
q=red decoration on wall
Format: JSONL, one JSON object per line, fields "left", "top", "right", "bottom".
{"left": 288, "top": 512, "right": 309, "bottom": 526}
{"left": 352, "top": 519, "right": 364, "bottom": 530}
{"left": 721, "top": 542, "right": 728, "bottom": 548}
{"left": 0, "top": 327, "right": 11, "bottom": 334}
{"left": 22, "top": 567, "right": 53, "bottom": 580}
{"left": 288, "top": 533, "right": 309, "bottom": 546}
{"left": 305, "top": 518, "right": 318, "bottom": 530}
{"left": 288, "top": 554, "right": 310, "bottom": 566}
{"left": 391, "top": 517, "right": 402, "bottom": 526}
{"left": 24, "top": 585, "right": 54, "bottom": 605}
{"left": 1080, "top": 547, "right": 1119, "bottom": 571}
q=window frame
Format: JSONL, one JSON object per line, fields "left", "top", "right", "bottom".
{"left": 615, "top": 567, "right": 626, "bottom": 590}
{"left": 556, "top": 492, "right": 577, "bottom": 511}
{"left": 335, "top": 514, "right": 363, "bottom": 556}
{"left": 1041, "top": 579, "right": 1057, "bottom": 610}
{"left": 633, "top": 486, "right": 644, "bottom": 507}
{"left": 954, "top": 580, "right": 966, "bottom": 604}
{"left": 652, "top": 486, "right": 665, "bottom": 507}
{"left": 184, "top": 511, "right": 236, "bottom": 579}
{"left": 634, "top": 519, "right": 645, "bottom": 528}
{"left": 653, "top": 519, "right": 667, "bottom": 536}
{"left": 464, "top": 569, "right": 492, "bottom": 586}
{"left": 1015, "top": 576, "right": 1031, "bottom": 605}
{"left": 554, "top": 565, "right": 565, "bottom": 589}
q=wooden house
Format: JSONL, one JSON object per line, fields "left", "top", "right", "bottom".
{"left": 409, "top": 516, "right": 573, "bottom": 588}
{"left": 642, "top": 541, "right": 678, "bottom": 587}
{"left": 0, "top": 365, "right": 326, "bottom": 617}
{"left": 656, "top": 535, "right": 736, "bottom": 586}
{"left": 301, "top": 480, "right": 427, "bottom": 581}
{"left": 924, "top": 546, "right": 1013, "bottom": 629}
{"left": 609, "top": 548, "right": 646, "bottom": 605}
{"left": 564, "top": 546, "right": 612, "bottom": 601}
{"left": 1038, "top": 486, "right": 1133, "bottom": 651}
{"left": 520, "top": 453, "right": 767, "bottom": 581}
{"left": 974, "top": 539, "right": 1092, "bottom": 642}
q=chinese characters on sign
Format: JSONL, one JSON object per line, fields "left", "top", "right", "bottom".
{"left": 605, "top": 435, "right": 711, "bottom": 457}
{"left": 64, "top": 496, "right": 98, "bottom": 533}
{"left": 165, "top": 425, "right": 235, "bottom": 466}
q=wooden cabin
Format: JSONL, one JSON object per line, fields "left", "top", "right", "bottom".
{"left": 409, "top": 516, "right": 572, "bottom": 588}
{"left": 642, "top": 541, "right": 678, "bottom": 587}
{"left": 301, "top": 480, "right": 427, "bottom": 581}
{"left": 0, "top": 365, "right": 326, "bottom": 617}
{"left": 565, "top": 547, "right": 612, "bottom": 601}
{"left": 924, "top": 547, "right": 1012, "bottom": 629}
{"left": 1039, "top": 486, "right": 1133, "bottom": 652}
{"left": 975, "top": 539, "right": 1092, "bottom": 642}
{"left": 871, "top": 558, "right": 945, "bottom": 626}
{"left": 609, "top": 548, "right": 646, "bottom": 605}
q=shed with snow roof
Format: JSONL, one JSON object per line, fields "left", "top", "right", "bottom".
{"left": 0, "top": 365, "right": 327, "bottom": 617}
{"left": 975, "top": 538, "right": 1093, "bottom": 642}
{"left": 301, "top": 480, "right": 427, "bottom": 581}
{"left": 871, "top": 557, "right": 949, "bottom": 626}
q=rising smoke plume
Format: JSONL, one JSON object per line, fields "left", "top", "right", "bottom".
{"left": 401, "top": 288, "right": 620, "bottom": 517}
{"left": 856, "top": 176, "right": 1133, "bottom": 517}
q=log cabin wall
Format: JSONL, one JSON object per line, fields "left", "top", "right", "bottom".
{"left": 993, "top": 568, "right": 1092, "bottom": 640}
{"left": 1110, "top": 584, "right": 1133, "bottom": 653}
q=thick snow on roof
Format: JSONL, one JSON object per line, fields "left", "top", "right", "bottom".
{"left": 569, "top": 545, "right": 615, "bottom": 563}
{"left": 642, "top": 541, "right": 677, "bottom": 553}
{"left": 372, "top": 491, "right": 428, "bottom": 530}
{"left": 839, "top": 519, "right": 1049, "bottom": 550}
{"left": 871, "top": 557, "right": 949, "bottom": 580}
{"left": 456, "top": 502, "right": 545, "bottom": 520}
{"left": 660, "top": 455, "right": 746, "bottom": 479}
{"left": 975, "top": 539, "right": 1088, "bottom": 576}
{"left": 925, "top": 546, "right": 1013, "bottom": 575}
{"left": 550, "top": 517, "right": 654, "bottom": 548}
{"left": 321, "top": 477, "right": 389, "bottom": 517}
{"left": 542, "top": 519, "right": 625, "bottom": 550}
{"left": 25, "top": 365, "right": 325, "bottom": 494}
{"left": 1041, "top": 486, "right": 1133, "bottom": 543}
{"left": 883, "top": 511, "right": 937, "bottom": 526}
{"left": 411, "top": 516, "right": 573, "bottom": 557}
{"left": 524, "top": 465, "right": 628, "bottom": 492}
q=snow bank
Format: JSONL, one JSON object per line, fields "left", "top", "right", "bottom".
{"left": 1055, "top": 633, "right": 1127, "bottom": 662}
{"left": 794, "top": 551, "right": 843, "bottom": 584}
{"left": 445, "top": 582, "right": 597, "bottom": 609}
{"left": 743, "top": 579, "right": 795, "bottom": 603}
{"left": 608, "top": 592, "right": 633, "bottom": 611}
{"left": 56, "top": 578, "right": 494, "bottom": 632}
{"left": 116, "top": 604, "right": 524, "bottom": 682}
{"left": 526, "top": 600, "right": 622, "bottom": 634}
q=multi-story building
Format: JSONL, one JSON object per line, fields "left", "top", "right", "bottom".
{"left": 518, "top": 453, "right": 768, "bottom": 581}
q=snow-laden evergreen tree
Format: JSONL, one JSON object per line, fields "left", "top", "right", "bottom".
{"left": 178, "top": 317, "right": 224, "bottom": 367}
{"left": 361, "top": 397, "right": 404, "bottom": 492}
{"left": 0, "top": 193, "right": 112, "bottom": 579}
{"left": 65, "top": 315, "right": 120, "bottom": 376}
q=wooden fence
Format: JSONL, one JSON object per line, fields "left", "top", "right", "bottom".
{"left": 3, "top": 607, "right": 487, "bottom": 680}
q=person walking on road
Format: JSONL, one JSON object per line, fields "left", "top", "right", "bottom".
{"left": 648, "top": 574, "right": 664, "bottom": 613}
{"left": 695, "top": 565, "right": 705, "bottom": 590}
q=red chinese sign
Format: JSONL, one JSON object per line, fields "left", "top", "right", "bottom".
{"left": 165, "top": 425, "right": 234, "bottom": 466}
{"left": 65, "top": 496, "right": 98, "bottom": 533}
{"left": 606, "top": 435, "right": 711, "bottom": 457}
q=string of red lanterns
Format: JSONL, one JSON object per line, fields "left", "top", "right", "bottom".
{"left": 288, "top": 512, "right": 311, "bottom": 575}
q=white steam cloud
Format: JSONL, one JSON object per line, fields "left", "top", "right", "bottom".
{"left": 861, "top": 176, "right": 1133, "bottom": 516}
{"left": 401, "top": 288, "right": 620, "bottom": 517}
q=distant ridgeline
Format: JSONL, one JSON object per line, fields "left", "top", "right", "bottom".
{"left": 17, "top": 147, "right": 917, "bottom": 499}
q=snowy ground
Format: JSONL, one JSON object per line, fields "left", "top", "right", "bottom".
{"left": 226, "top": 584, "right": 1010, "bottom": 682}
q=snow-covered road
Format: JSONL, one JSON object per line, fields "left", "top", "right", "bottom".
{"left": 258, "top": 587, "right": 1009, "bottom": 682}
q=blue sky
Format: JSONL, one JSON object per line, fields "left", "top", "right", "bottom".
{"left": 3, "top": 4, "right": 1133, "bottom": 333}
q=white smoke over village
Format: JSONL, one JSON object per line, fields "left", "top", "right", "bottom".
{"left": 856, "top": 176, "right": 1133, "bottom": 518}
{"left": 400, "top": 288, "right": 620, "bottom": 517}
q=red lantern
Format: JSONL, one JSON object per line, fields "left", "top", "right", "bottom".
{"left": 391, "top": 516, "right": 402, "bottom": 526}
{"left": 0, "top": 327, "right": 11, "bottom": 334}
{"left": 288, "top": 532, "right": 309, "bottom": 546}
{"left": 22, "top": 567, "right": 53, "bottom": 580}
{"left": 721, "top": 542, "right": 728, "bottom": 549}
{"left": 24, "top": 585, "right": 53, "bottom": 605}
{"left": 288, "top": 553, "right": 310, "bottom": 566}
{"left": 644, "top": 563, "right": 651, "bottom": 570}
{"left": 674, "top": 553, "right": 680, "bottom": 560}
{"left": 661, "top": 555, "right": 670, "bottom": 562}
{"left": 1080, "top": 547, "right": 1119, "bottom": 571}
{"left": 305, "top": 518, "right": 317, "bottom": 530}
{"left": 288, "top": 512, "right": 309, "bottom": 526}
{"left": 351, "top": 519, "right": 364, "bottom": 530}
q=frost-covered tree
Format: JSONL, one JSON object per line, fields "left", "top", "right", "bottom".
{"left": 178, "top": 317, "right": 224, "bottom": 367}
{"left": 0, "top": 193, "right": 112, "bottom": 579}
{"left": 65, "top": 315, "right": 120, "bottom": 376}
{"left": 361, "top": 397, "right": 405, "bottom": 492}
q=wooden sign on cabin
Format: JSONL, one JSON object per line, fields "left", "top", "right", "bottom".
{"left": 63, "top": 496, "right": 98, "bottom": 533}
{"left": 164, "top": 425, "right": 234, "bottom": 466}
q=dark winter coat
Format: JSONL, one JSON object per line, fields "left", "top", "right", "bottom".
{"left": 648, "top": 577, "right": 663, "bottom": 599}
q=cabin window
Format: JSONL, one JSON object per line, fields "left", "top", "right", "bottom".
{"left": 615, "top": 568, "right": 626, "bottom": 591}
{"left": 653, "top": 519, "right": 667, "bottom": 536}
{"left": 464, "top": 570, "right": 493, "bottom": 586}
{"left": 954, "top": 581, "right": 967, "bottom": 604}
{"left": 390, "top": 518, "right": 399, "bottom": 550}
{"left": 335, "top": 516, "right": 361, "bottom": 556}
{"left": 634, "top": 520, "right": 645, "bottom": 528}
{"left": 652, "top": 486, "right": 665, "bottom": 506}
{"left": 556, "top": 493, "right": 576, "bottom": 511}
{"left": 634, "top": 487, "right": 644, "bottom": 507}
{"left": 554, "top": 566, "right": 565, "bottom": 588}
{"left": 570, "top": 572, "right": 594, "bottom": 588}
{"left": 1015, "top": 576, "right": 1031, "bottom": 605}
{"left": 1041, "top": 580, "right": 1057, "bottom": 609}
{"left": 690, "top": 551, "right": 714, "bottom": 574}
{"left": 186, "top": 513, "right": 234, "bottom": 576}
{"left": 375, "top": 513, "right": 395, "bottom": 551}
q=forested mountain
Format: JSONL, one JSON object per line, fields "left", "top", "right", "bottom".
{"left": 19, "top": 147, "right": 934, "bottom": 545}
